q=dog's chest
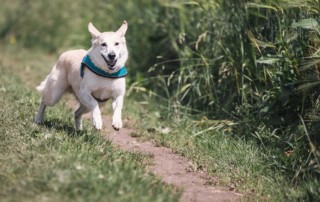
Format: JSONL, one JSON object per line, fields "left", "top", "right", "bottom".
{"left": 89, "top": 77, "right": 125, "bottom": 101}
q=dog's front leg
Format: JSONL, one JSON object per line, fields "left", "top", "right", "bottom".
{"left": 78, "top": 88, "right": 102, "bottom": 130}
{"left": 112, "top": 95, "right": 124, "bottom": 131}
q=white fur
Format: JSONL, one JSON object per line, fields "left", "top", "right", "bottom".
{"left": 35, "top": 21, "right": 128, "bottom": 131}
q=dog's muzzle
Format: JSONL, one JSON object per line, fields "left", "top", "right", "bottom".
{"left": 101, "top": 52, "right": 117, "bottom": 70}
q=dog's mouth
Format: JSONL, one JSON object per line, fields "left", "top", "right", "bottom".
{"left": 101, "top": 54, "right": 117, "bottom": 70}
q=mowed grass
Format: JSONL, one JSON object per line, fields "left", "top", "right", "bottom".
{"left": 0, "top": 47, "right": 179, "bottom": 202}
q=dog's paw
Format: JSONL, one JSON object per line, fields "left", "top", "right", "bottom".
{"left": 34, "top": 117, "right": 43, "bottom": 124}
{"left": 92, "top": 113, "right": 103, "bottom": 130}
{"left": 75, "top": 120, "right": 83, "bottom": 131}
{"left": 112, "top": 119, "right": 123, "bottom": 131}
{"left": 93, "top": 118, "right": 102, "bottom": 130}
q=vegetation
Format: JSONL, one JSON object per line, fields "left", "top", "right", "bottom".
{"left": 0, "top": 50, "right": 179, "bottom": 202}
{"left": 1, "top": 0, "right": 320, "bottom": 201}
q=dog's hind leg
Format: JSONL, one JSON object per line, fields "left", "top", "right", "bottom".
{"left": 35, "top": 63, "right": 69, "bottom": 124}
{"left": 74, "top": 104, "right": 90, "bottom": 130}
{"left": 35, "top": 99, "right": 46, "bottom": 124}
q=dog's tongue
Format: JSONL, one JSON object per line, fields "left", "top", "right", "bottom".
{"left": 103, "top": 58, "right": 122, "bottom": 72}
{"left": 108, "top": 61, "right": 117, "bottom": 70}
{"left": 109, "top": 60, "right": 116, "bottom": 66}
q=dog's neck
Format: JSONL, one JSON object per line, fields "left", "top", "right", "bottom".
{"left": 80, "top": 54, "right": 127, "bottom": 79}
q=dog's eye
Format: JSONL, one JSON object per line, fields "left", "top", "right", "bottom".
{"left": 101, "top": 43, "right": 107, "bottom": 47}
{"left": 115, "top": 42, "right": 119, "bottom": 46}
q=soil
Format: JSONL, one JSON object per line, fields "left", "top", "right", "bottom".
{"left": 101, "top": 115, "right": 243, "bottom": 202}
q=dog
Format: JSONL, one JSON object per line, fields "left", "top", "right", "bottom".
{"left": 35, "top": 21, "right": 128, "bottom": 131}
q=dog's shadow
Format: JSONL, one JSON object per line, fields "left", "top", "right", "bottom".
{"left": 42, "top": 118, "right": 91, "bottom": 137}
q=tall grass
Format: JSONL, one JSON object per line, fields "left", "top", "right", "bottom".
{"left": 128, "top": 1, "right": 320, "bottom": 198}
{"left": 137, "top": 0, "right": 320, "bottom": 182}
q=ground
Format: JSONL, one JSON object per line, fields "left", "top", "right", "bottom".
{"left": 96, "top": 106, "right": 242, "bottom": 201}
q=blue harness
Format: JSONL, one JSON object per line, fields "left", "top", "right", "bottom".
{"left": 80, "top": 54, "right": 127, "bottom": 102}
{"left": 80, "top": 54, "right": 127, "bottom": 78}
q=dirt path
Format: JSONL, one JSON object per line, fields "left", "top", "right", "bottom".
{"left": 101, "top": 116, "right": 242, "bottom": 202}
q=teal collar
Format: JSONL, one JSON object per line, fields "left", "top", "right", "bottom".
{"left": 80, "top": 54, "right": 127, "bottom": 78}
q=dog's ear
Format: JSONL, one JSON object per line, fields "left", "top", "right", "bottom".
{"left": 88, "top": 22, "right": 101, "bottom": 39}
{"left": 116, "top": 21, "right": 128, "bottom": 37}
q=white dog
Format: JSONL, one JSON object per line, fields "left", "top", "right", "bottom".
{"left": 35, "top": 21, "right": 128, "bottom": 131}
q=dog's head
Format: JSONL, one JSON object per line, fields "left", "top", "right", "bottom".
{"left": 88, "top": 21, "right": 128, "bottom": 73}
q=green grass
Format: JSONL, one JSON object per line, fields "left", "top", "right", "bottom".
{"left": 125, "top": 95, "right": 320, "bottom": 201}
{"left": 3, "top": 44, "right": 319, "bottom": 201}
{"left": 2, "top": 0, "right": 320, "bottom": 200}
{"left": 1, "top": 33, "right": 319, "bottom": 202}
{"left": 0, "top": 49, "right": 180, "bottom": 202}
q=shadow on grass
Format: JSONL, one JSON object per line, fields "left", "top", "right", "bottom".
{"left": 42, "top": 118, "right": 92, "bottom": 137}
{"left": 39, "top": 118, "right": 111, "bottom": 146}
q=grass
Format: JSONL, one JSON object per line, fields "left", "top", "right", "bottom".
{"left": 3, "top": 44, "right": 318, "bottom": 201}
{"left": 125, "top": 94, "right": 320, "bottom": 201}
{"left": 121, "top": 0, "right": 320, "bottom": 200}
{"left": 0, "top": 46, "right": 180, "bottom": 202}
{"left": 2, "top": 0, "right": 320, "bottom": 200}
{"left": 1, "top": 31, "right": 319, "bottom": 202}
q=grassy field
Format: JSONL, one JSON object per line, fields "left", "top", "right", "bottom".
{"left": 0, "top": 47, "right": 180, "bottom": 202}
{"left": 2, "top": 0, "right": 320, "bottom": 201}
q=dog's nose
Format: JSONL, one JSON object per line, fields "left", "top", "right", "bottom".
{"left": 108, "top": 52, "right": 116, "bottom": 60}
